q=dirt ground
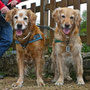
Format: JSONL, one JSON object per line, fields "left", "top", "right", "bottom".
{"left": 0, "top": 77, "right": 90, "bottom": 90}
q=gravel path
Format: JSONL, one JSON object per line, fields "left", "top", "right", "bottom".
{"left": 0, "top": 77, "right": 90, "bottom": 90}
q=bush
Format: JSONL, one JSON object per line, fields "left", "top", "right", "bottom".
{"left": 82, "top": 43, "right": 90, "bottom": 52}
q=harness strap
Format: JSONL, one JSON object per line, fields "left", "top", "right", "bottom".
{"left": 54, "top": 39, "right": 64, "bottom": 43}
{"left": 55, "top": 39, "right": 71, "bottom": 52}
{"left": 15, "top": 34, "right": 43, "bottom": 48}
{"left": 28, "top": 34, "right": 42, "bottom": 43}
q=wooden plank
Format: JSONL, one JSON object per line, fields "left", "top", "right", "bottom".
{"left": 40, "top": 0, "right": 46, "bottom": 32}
{"left": 36, "top": 6, "right": 40, "bottom": 12}
{"left": 26, "top": 0, "right": 86, "bottom": 12}
{"left": 43, "top": 0, "right": 48, "bottom": 37}
{"left": 45, "top": 0, "right": 86, "bottom": 11}
{"left": 27, "top": 0, "right": 86, "bottom": 12}
{"left": 74, "top": 0, "right": 80, "bottom": 10}
{"left": 50, "top": 0, "right": 56, "bottom": 45}
{"left": 87, "top": 0, "right": 90, "bottom": 45}
{"left": 61, "top": 0, "right": 68, "bottom": 7}
{"left": 31, "top": 3, "right": 36, "bottom": 13}
{"left": 81, "top": 0, "right": 86, "bottom": 3}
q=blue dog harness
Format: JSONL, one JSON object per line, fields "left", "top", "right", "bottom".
{"left": 15, "top": 34, "right": 43, "bottom": 48}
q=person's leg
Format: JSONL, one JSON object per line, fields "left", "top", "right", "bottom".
{"left": 0, "top": 23, "right": 13, "bottom": 58}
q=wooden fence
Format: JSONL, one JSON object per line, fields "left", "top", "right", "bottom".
{"left": 20, "top": 0, "right": 90, "bottom": 46}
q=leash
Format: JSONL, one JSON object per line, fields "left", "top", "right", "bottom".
{"left": 37, "top": 25, "right": 55, "bottom": 31}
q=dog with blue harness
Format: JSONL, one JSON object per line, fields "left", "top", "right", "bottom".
{"left": 5, "top": 8, "right": 45, "bottom": 88}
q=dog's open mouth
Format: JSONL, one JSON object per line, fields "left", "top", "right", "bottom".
{"left": 16, "top": 29, "right": 23, "bottom": 36}
{"left": 63, "top": 28, "right": 71, "bottom": 35}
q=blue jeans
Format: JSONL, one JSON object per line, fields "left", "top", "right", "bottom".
{"left": 0, "top": 23, "right": 13, "bottom": 57}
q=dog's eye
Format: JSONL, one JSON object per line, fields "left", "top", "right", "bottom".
{"left": 24, "top": 17, "right": 28, "bottom": 20}
{"left": 61, "top": 15, "right": 65, "bottom": 18}
{"left": 14, "top": 16, "right": 18, "bottom": 19}
{"left": 70, "top": 16, "right": 74, "bottom": 19}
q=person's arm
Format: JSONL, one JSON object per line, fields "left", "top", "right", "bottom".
{"left": 8, "top": 0, "right": 21, "bottom": 4}
{"left": 0, "top": 1, "right": 9, "bottom": 14}
{"left": 8, "top": 0, "right": 21, "bottom": 7}
{"left": 0, "top": 1, "right": 5, "bottom": 10}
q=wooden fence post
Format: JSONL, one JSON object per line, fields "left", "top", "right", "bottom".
{"left": 44, "top": 0, "right": 48, "bottom": 38}
{"left": 40, "top": 0, "right": 49, "bottom": 50}
{"left": 40, "top": 0, "right": 48, "bottom": 32}
{"left": 31, "top": 3, "right": 36, "bottom": 13}
{"left": 61, "top": 0, "right": 67, "bottom": 7}
{"left": 40, "top": 0, "right": 48, "bottom": 36}
{"left": 22, "top": 5, "right": 26, "bottom": 9}
{"left": 73, "top": 0, "right": 80, "bottom": 10}
{"left": 73, "top": 0, "right": 80, "bottom": 34}
{"left": 50, "top": 0, "right": 56, "bottom": 45}
{"left": 87, "top": 0, "right": 90, "bottom": 45}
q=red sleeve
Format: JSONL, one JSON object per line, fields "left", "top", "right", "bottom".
{"left": 8, "top": 0, "right": 21, "bottom": 3}
{"left": 0, "top": 1, "right": 5, "bottom": 10}
{"left": 0, "top": 0, "right": 21, "bottom": 10}
{"left": 16, "top": 0, "right": 21, "bottom": 3}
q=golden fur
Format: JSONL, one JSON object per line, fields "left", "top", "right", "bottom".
{"left": 5, "top": 8, "right": 45, "bottom": 87}
{"left": 51, "top": 7, "right": 85, "bottom": 85}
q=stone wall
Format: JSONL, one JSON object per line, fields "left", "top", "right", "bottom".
{"left": 0, "top": 52, "right": 90, "bottom": 80}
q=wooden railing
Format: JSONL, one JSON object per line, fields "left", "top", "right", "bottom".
{"left": 20, "top": 0, "right": 90, "bottom": 45}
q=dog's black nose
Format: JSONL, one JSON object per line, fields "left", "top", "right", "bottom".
{"left": 65, "top": 24, "right": 70, "bottom": 28}
{"left": 17, "top": 24, "right": 22, "bottom": 29}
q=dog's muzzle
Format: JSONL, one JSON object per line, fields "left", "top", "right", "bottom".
{"left": 62, "top": 24, "right": 71, "bottom": 35}
{"left": 17, "top": 24, "right": 22, "bottom": 29}
{"left": 15, "top": 24, "right": 25, "bottom": 36}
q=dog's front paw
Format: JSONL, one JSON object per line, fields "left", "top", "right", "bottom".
{"left": 77, "top": 78, "right": 85, "bottom": 85}
{"left": 37, "top": 79, "right": 45, "bottom": 86}
{"left": 55, "top": 80, "right": 64, "bottom": 85}
{"left": 12, "top": 82, "right": 23, "bottom": 88}
{"left": 12, "top": 79, "right": 23, "bottom": 88}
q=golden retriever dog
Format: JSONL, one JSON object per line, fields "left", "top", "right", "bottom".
{"left": 5, "top": 8, "right": 45, "bottom": 87}
{"left": 51, "top": 7, "right": 85, "bottom": 85}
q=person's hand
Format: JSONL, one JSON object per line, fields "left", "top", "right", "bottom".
{"left": 1, "top": 6, "right": 9, "bottom": 14}
{"left": 7, "top": 0, "right": 18, "bottom": 7}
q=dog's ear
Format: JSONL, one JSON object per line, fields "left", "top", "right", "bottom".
{"left": 27, "top": 10, "right": 37, "bottom": 24}
{"left": 5, "top": 8, "right": 18, "bottom": 22}
{"left": 52, "top": 7, "right": 62, "bottom": 23}
{"left": 74, "top": 9, "right": 82, "bottom": 27}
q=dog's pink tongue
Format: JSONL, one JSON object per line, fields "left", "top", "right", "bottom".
{"left": 63, "top": 28, "right": 70, "bottom": 35}
{"left": 16, "top": 30, "right": 22, "bottom": 36}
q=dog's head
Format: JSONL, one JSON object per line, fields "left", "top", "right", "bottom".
{"left": 52, "top": 7, "right": 81, "bottom": 35}
{"left": 5, "top": 8, "right": 37, "bottom": 36}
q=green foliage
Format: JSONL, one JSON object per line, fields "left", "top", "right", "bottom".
{"left": 82, "top": 10, "right": 87, "bottom": 22}
{"left": 28, "top": 74, "right": 36, "bottom": 79}
{"left": 6, "top": 48, "right": 13, "bottom": 55}
{"left": 48, "top": 46, "right": 52, "bottom": 54}
{"left": 80, "top": 10, "right": 87, "bottom": 35}
{"left": 82, "top": 43, "right": 90, "bottom": 52}
{"left": 80, "top": 28, "right": 87, "bottom": 36}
